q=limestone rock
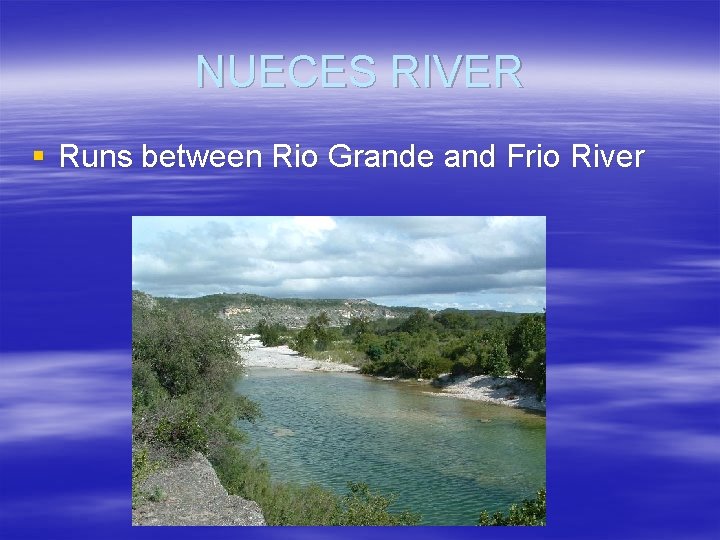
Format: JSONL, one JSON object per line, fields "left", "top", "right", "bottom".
{"left": 132, "top": 452, "right": 265, "bottom": 526}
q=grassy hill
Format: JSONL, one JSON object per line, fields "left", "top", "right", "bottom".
{"left": 132, "top": 291, "right": 528, "bottom": 330}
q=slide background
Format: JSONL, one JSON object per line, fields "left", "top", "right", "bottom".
{"left": 1, "top": 1, "right": 718, "bottom": 538}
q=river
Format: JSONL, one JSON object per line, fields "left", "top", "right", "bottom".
{"left": 235, "top": 367, "right": 545, "bottom": 525}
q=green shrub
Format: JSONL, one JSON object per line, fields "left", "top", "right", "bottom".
{"left": 211, "top": 444, "right": 273, "bottom": 503}
{"left": 451, "top": 354, "right": 475, "bottom": 376}
{"left": 290, "top": 313, "right": 336, "bottom": 355}
{"left": 261, "top": 482, "right": 340, "bottom": 525}
{"left": 508, "top": 314, "right": 546, "bottom": 377}
{"left": 485, "top": 339, "right": 510, "bottom": 377}
{"left": 334, "top": 482, "right": 421, "bottom": 525}
{"left": 213, "top": 443, "right": 422, "bottom": 526}
{"left": 293, "top": 327, "right": 315, "bottom": 356}
{"left": 479, "top": 487, "right": 546, "bottom": 526}
{"left": 154, "top": 410, "right": 209, "bottom": 457}
{"left": 131, "top": 446, "right": 158, "bottom": 508}
{"left": 256, "top": 319, "right": 286, "bottom": 346}
{"left": 132, "top": 307, "right": 242, "bottom": 399}
{"left": 147, "top": 487, "right": 167, "bottom": 502}
{"left": 524, "top": 349, "right": 546, "bottom": 399}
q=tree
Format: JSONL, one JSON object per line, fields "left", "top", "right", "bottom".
{"left": 479, "top": 487, "right": 546, "bottom": 526}
{"left": 508, "top": 314, "right": 546, "bottom": 378}
{"left": 524, "top": 349, "right": 546, "bottom": 399}
{"left": 366, "top": 343, "right": 384, "bottom": 362}
{"left": 307, "top": 312, "right": 330, "bottom": 332}
{"left": 434, "top": 310, "right": 476, "bottom": 331}
{"left": 461, "top": 329, "right": 510, "bottom": 377}
{"left": 132, "top": 307, "right": 242, "bottom": 398}
{"left": 132, "top": 304, "right": 260, "bottom": 458}
{"left": 256, "top": 318, "right": 284, "bottom": 346}
{"left": 293, "top": 312, "right": 334, "bottom": 353}
{"left": 485, "top": 338, "right": 510, "bottom": 377}
{"left": 293, "top": 327, "right": 315, "bottom": 356}
{"left": 398, "top": 309, "right": 435, "bottom": 334}
{"left": 344, "top": 316, "right": 371, "bottom": 338}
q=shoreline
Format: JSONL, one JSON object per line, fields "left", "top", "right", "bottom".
{"left": 239, "top": 337, "right": 360, "bottom": 372}
{"left": 428, "top": 374, "right": 546, "bottom": 412}
{"left": 240, "top": 338, "right": 544, "bottom": 412}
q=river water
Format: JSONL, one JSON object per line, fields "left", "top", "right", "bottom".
{"left": 234, "top": 367, "right": 545, "bottom": 525}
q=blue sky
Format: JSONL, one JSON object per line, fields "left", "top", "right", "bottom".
{"left": 132, "top": 216, "right": 546, "bottom": 311}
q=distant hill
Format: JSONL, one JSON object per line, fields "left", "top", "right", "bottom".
{"left": 132, "top": 291, "right": 527, "bottom": 330}
{"left": 133, "top": 291, "right": 418, "bottom": 329}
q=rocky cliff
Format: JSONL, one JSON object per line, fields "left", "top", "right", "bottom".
{"left": 143, "top": 291, "right": 419, "bottom": 329}
{"left": 218, "top": 298, "right": 409, "bottom": 329}
{"left": 132, "top": 452, "right": 265, "bottom": 526}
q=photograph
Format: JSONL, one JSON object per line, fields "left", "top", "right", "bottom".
{"left": 131, "top": 216, "right": 546, "bottom": 526}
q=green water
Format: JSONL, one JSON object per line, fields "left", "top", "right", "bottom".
{"left": 235, "top": 368, "right": 545, "bottom": 525}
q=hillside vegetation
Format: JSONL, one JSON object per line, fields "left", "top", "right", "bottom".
{"left": 146, "top": 291, "right": 417, "bottom": 329}
{"left": 131, "top": 293, "right": 420, "bottom": 525}
{"left": 138, "top": 290, "right": 523, "bottom": 331}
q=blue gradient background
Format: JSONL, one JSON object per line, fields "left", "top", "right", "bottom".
{"left": 1, "top": 1, "right": 719, "bottom": 538}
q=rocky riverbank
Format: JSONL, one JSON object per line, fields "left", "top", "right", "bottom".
{"left": 430, "top": 373, "right": 545, "bottom": 411}
{"left": 240, "top": 336, "right": 360, "bottom": 372}
{"left": 132, "top": 452, "right": 265, "bottom": 526}
{"left": 240, "top": 338, "right": 543, "bottom": 412}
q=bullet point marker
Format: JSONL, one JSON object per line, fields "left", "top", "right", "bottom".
{"left": 33, "top": 150, "right": 44, "bottom": 161}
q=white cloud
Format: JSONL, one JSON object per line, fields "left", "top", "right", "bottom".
{"left": 291, "top": 216, "right": 337, "bottom": 234}
{"left": 132, "top": 216, "right": 546, "bottom": 310}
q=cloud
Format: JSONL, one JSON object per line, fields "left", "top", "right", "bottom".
{"left": 132, "top": 216, "right": 546, "bottom": 310}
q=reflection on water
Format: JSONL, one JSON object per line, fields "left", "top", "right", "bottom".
{"left": 235, "top": 367, "right": 545, "bottom": 525}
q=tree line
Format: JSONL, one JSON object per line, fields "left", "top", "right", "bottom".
{"left": 271, "top": 308, "right": 546, "bottom": 399}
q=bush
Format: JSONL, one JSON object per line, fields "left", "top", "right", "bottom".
{"left": 154, "top": 409, "right": 209, "bottom": 457}
{"left": 132, "top": 361, "right": 166, "bottom": 412}
{"left": 524, "top": 349, "right": 546, "bottom": 399}
{"left": 261, "top": 482, "right": 341, "bottom": 525}
{"left": 508, "top": 314, "right": 546, "bottom": 377}
{"left": 479, "top": 487, "right": 546, "bottom": 526}
{"left": 132, "top": 303, "right": 260, "bottom": 458}
{"left": 213, "top": 444, "right": 422, "bottom": 526}
{"left": 131, "top": 446, "right": 158, "bottom": 508}
{"left": 293, "top": 327, "right": 315, "bottom": 356}
{"left": 335, "top": 482, "right": 421, "bottom": 525}
{"left": 211, "top": 444, "right": 273, "bottom": 503}
{"left": 434, "top": 310, "right": 476, "bottom": 331}
{"left": 256, "top": 319, "right": 286, "bottom": 346}
{"left": 366, "top": 343, "right": 384, "bottom": 362}
{"left": 398, "top": 309, "right": 436, "bottom": 334}
{"left": 290, "top": 312, "right": 337, "bottom": 355}
{"left": 451, "top": 354, "right": 475, "bottom": 376}
{"left": 133, "top": 307, "right": 242, "bottom": 399}
{"left": 485, "top": 339, "right": 510, "bottom": 377}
